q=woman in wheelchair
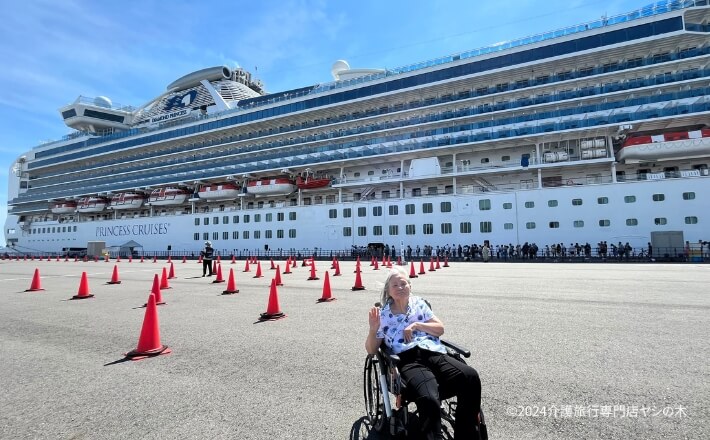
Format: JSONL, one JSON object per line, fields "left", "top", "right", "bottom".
{"left": 365, "top": 267, "right": 482, "bottom": 440}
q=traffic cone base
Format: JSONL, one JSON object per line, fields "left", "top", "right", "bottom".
{"left": 259, "top": 311, "right": 286, "bottom": 321}
{"left": 107, "top": 265, "right": 122, "bottom": 285}
{"left": 127, "top": 294, "right": 170, "bottom": 360}
{"left": 71, "top": 272, "right": 93, "bottom": 299}
{"left": 125, "top": 345, "right": 172, "bottom": 360}
{"left": 259, "top": 279, "right": 286, "bottom": 321}
{"left": 222, "top": 269, "right": 239, "bottom": 294}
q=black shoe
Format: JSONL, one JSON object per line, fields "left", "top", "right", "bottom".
{"left": 202, "top": 274, "right": 206, "bottom": 277}
{"left": 208, "top": 274, "right": 213, "bottom": 277}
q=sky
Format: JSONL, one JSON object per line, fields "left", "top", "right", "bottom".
{"left": 0, "top": 0, "right": 649, "bottom": 240}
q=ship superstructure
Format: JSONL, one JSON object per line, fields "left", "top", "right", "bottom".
{"left": 5, "top": 1, "right": 710, "bottom": 257}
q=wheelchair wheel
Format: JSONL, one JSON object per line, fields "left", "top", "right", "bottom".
{"left": 440, "top": 395, "right": 457, "bottom": 440}
{"left": 363, "top": 355, "right": 385, "bottom": 431}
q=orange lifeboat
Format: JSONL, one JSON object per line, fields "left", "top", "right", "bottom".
{"left": 76, "top": 197, "right": 109, "bottom": 213}
{"left": 147, "top": 187, "right": 190, "bottom": 206}
{"left": 246, "top": 177, "right": 296, "bottom": 196}
{"left": 198, "top": 182, "right": 242, "bottom": 200}
{"left": 109, "top": 192, "right": 146, "bottom": 210}
{"left": 296, "top": 174, "right": 332, "bottom": 190}
{"left": 50, "top": 201, "right": 78, "bottom": 214}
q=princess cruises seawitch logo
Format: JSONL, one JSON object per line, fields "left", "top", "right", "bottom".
{"left": 95, "top": 223, "right": 170, "bottom": 238}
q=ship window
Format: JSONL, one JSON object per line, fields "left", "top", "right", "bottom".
{"left": 441, "top": 202, "right": 452, "bottom": 212}
{"left": 573, "top": 220, "right": 584, "bottom": 228}
{"left": 389, "top": 206, "right": 398, "bottom": 215}
{"left": 412, "top": 187, "right": 421, "bottom": 197}
{"left": 405, "top": 204, "right": 415, "bottom": 215}
{"left": 303, "top": 198, "right": 311, "bottom": 205}
{"left": 654, "top": 218, "right": 667, "bottom": 225}
{"left": 616, "top": 171, "right": 626, "bottom": 182}
{"left": 277, "top": 213, "right": 285, "bottom": 221}
{"left": 481, "top": 158, "right": 489, "bottom": 164}
{"left": 194, "top": 233, "right": 199, "bottom": 241}
{"left": 502, "top": 155, "right": 510, "bottom": 161}
{"left": 354, "top": 172, "right": 360, "bottom": 178}
{"left": 373, "top": 206, "right": 382, "bottom": 216}
{"left": 525, "top": 222, "right": 536, "bottom": 229}
{"left": 423, "top": 203, "right": 433, "bottom": 214}
{"left": 203, "top": 233, "right": 209, "bottom": 241}
{"left": 626, "top": 219, "right": 638, "bottom": 226}
{"left": 597, "top": 197, "right": 609, "bottom": 204}
{"left": 258, "top": 201, "right": 264, "bottom": 209}
{"left": 343, "top": 208, "right": 352, "bottom": 218}
{"left": 444, "top": 185, "right": 453, "bottom": 194}
{"left": 195, "top": 218, "right": 200, "bottom": 226}
{"left": 479, "top": 199, "right": 491, "bottom": 211}
{"left": 222, "top": 232, "right": 228, "bottom": 240}
{"left": 358, "top": 226, "right": 367, "bottom": 237}
{"left": 503, "top": 203, "right": 512, "bottom": 210}
{"left": 524, "top": 201, "right": 535, "bottom": 208}
{"left": 242, "top": 231, "right": 249, "bottom": 239}
{"left": 373, "top": 226, "right": 383, "bottom": 236}
{"left": 652, "top": 194, "right": 665, "bottom": 202}
{"left": 428, "top": 187, "right": 438, "bottom": 195}
{"left": 212, "top": 232, "right": 219, "bottom": 240}
{"left": 441, "top": 223, "right": 453, "bottom": 234}
{"left": 476, "top": 87, "right": 488, "bottom": 95}
{"left": 265, "top": 230, "right": 272, "bottom": 239}
{"left": 460, "top": 222, "right": 472, "bottom": 233}
{"left": 368, "top": 171, "right": 375, "bottom": 176}
{"left": 572, "top": 199, "right": 583, "bottom": 206}
{"left": 549, "top": 222, "right": 559, "bottom": 229}
{"left": 479, "top": 222, "right": 492, "bottom": 233}
{"left": 254, "top": 214, "right": 261, "bottom": 222}
{"left": 243, "top": 215, "right": 250, "bottom": 223}
{"left": 382, "top": 190, "right": 390, "bottom": 199}
{"left": 599, "top": 220, "right": 611, "bottom": 227}
{"left": 277, "top": 229, "right": 284, "bottom": 239}
{"left": 389, "top": 225, "right": 399, "bottom": 235}
{"left": 254, "top": 231, "right": 261, "bottom": 239}
{"left": 233, "top": 231, "right": 238, "bottom": 239}
{"left": 406, "top": 225, "right": 416, "bottom": 235}
{"left": 329, "top": 209, "right": 337, "bottom": 219}
{"left": 627, "top": 57, "right": 642, "bottom": 67}
{"left": 624, "top": 196, "right": 636, "bottom": 203}
{"left": 535, "top": 75, "right": 549, "bottom": 84}
{"left": 685, "top": 216, "right": 698, "bottom": 224}
{"left": 343, "top": 227, "right": 352, "bottom": 237}
{"left": 203, "top": 217, "right": 210, "bottom": 225}
{"left": 266, "top": 213, "right": 272, "bottom": 222}
{"left": 423, "top": 224, "right": 434, "bottom": 235}
{"left": 289, "top": 212, "right": 296, "bottom": 221}
{"left": 223, "top": 216, "right": 229, "bottom": 224}
{"left": 683, "top": 192, "right": 695, "bottom": 200}
{"left": 548, "top": 200, "right": 558, "bottom": 207}
{"left": 358, "top": 207, "right": 366, "bottom": 217}
{"left": 504, "top": 223, "right": 514, "bottom": 230}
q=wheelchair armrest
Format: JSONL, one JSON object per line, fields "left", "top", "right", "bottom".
{"left": 441, "top": 339, "right": 471, "bottom": 358}
{"left": 378, "top": 346, "right": 401, "bottom": 366}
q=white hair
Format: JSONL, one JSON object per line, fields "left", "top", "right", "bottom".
{"left": 380, "top": 266, "right": 411, "bottom": 307}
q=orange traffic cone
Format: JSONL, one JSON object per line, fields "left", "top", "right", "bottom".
{"left": 283, "top": 258, "right": 292, "bottom": 274}
{"left": 222, "top": 268, "right": 239, "bottom": 295}
{"left": 56, "top": 256, "right": 60, "bottom": 262}
{"left": 354, "top": 258, "right": 361, "bottom": 274}
{"left": 105, "top": 254, "right": 110, "bottom": 263}
{"left": 212, "top": 260, "right": 218, "bottom": 274}
{"left": 168, "top": 262, "right": 176, "bottom": 279}
{"left": 253, "top": 261, "right": 263, "bottom": 278}
{"left": 397, "top": 256, "right": 402, "bottom": 266}
{"left": 197, "top": 255, "right": 203, "bottom": 264}
{"left": 145, "top": 274, "right": 165, "bottom": 306}
{"left": 167, "top": 255, "right": 172, "bottom": 264}
{"left": 331, "top": 257, "right": 337, "bottom": 269}
{"left": 386, "top": 257, "right": 393, "bottom": 268}
{"left": 213, "top": 264, "right": 225, "bottom": 283}
{"left": 270, "top": 258, "right": 276, "bottom": 270}
{"left": 243, "top": 259, "right": 251, "bottom": 272}
{"left": 116, "top": 255, "right": 121, "bottom": 263}
{"left": 275, "top": 265, "right": 283, "bottom": 286}
{"left": 153, "top": 256, "right": 157, "bottom": 263}
{"left": 370, "top": 256, "right": 375, "bottom": 266}
{"left": 429, "top": 258, "right": 436, "bottom": 272}
{"left": 216, "top": 255, "right": 221, "bottom": 263}
{"left": 333, "top": 260, "right": 341, "bottom": 277}
{"left": 160, "top": 267, "right": 172, "bottom": 289}
{"left": 231, "top": 255, "right": 236, "bottom": 265}
{"left": 25, "top": 268, "right": 44, "bottom": 291}
{"left": 308, "top": 260, "right": 319, "bottom": 280}
{"left": 435, "top": 257, "right": 441, "bottom": 269}
{"left": 317, "top": 271, "right": 336, "bottom": 302}
{"left": 419, "top": 260, "right": 426, "bottom": 275}
{"left": 409, "top": 261, "right": 418, "bottom": 279}
{"left": 259, "top": 279, "right": 286, "bottom": 321}
{"left": 443, "top": 257, "right": 449, "bottom": 267}
{"left": 373, "top": 259, "right": 379, "bottom": 270}
{"left": 140, "top": 255, "right": 144, "bottom": 263}
{"left": 107, "top": 265, "right": 122, "bottom": 284}
{"left": 291, "top": 257, "right": 296, "bottom": 268}
{"left": 128, "top": 255, "right": 133, "bottom": 263}
{"left": 71, "top": 272, "right": 94, "bottom": 299}
{"left": 182, "top": 255, "right": 187, "bottom": 263}
{"left": 125, "top": 293, "right": 171, "bottom": 360}
{"left": 352, "top": 269, "right": 365, "bottom": 291}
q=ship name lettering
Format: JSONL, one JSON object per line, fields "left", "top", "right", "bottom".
{"left": 95, "top": 223, "right": 170, "bottom": 237}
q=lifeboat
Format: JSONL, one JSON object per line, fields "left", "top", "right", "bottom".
{"left": 617, "top": 128, "right": 710, "bottom": 162}
{"left": 147, "top": 187, "right": 190, "bottom": 206}
{"left": 246, "top": 177, "right": 296, "bottom": 196}
{"left": 198, "top": 182, "right": 242, "bottom": 200}
{"left": 50, "top": 201, "right": 77, "bottom": 214}
{"left": 76, "top": 197, "right": 109, "bottom": 213}
{"left": 109, "top": 192, "right": 145, "bottom": 210}
{"left": 296, "top": 174, "right": 332, "bottom": 190}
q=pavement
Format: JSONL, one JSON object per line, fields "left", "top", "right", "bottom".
{"left": 0, "top": 257, "right": 708, "bottom": 439}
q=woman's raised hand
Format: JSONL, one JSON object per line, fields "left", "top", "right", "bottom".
{"left": 368, "top": 306, "right": 380, "bottom": 332}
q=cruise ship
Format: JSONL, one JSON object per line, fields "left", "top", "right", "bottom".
{"left": 5, "top": 1, "right": 710, "bottom": 257}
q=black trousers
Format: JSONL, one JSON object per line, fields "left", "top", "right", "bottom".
{"left": 398, "top": 347, "right": 481, "bottom": 440}
{"left": 202, "top": 259, "right": 213, "bottom": 276}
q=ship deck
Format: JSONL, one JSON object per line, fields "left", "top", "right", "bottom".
{"left": 0, "top": 259, "right": 707, "bottom": 439}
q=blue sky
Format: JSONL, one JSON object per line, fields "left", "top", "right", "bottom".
{"left": 0, "top": 0, "right": 647, "bottom": 238}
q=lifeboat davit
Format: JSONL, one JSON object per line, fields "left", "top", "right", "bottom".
{"left": 76, "top": 197, "right": 109, "bottom": 213}
{"left": 109, "top": 192, "right": 145, "bottom": 210}
{"left": 198, "top": 183, "right": 242, "bottom": 200}
{"left": 617, "top": 128, "right": 710, "bottom": 162}
{"left": 296, "top": 175, "right": 332, "bottom": 190}
{"left": 147, "top": 187, "right": 190, "bottom": 206}
{"left": 50, "top": 201, "right": 77, "bottom": 214}
{"left": 246, "top": 177, "right": 296, "bottom": 196}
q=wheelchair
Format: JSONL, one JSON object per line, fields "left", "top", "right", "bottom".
{"left": 363, "top": 324, "right": 487, "bottom": 439}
